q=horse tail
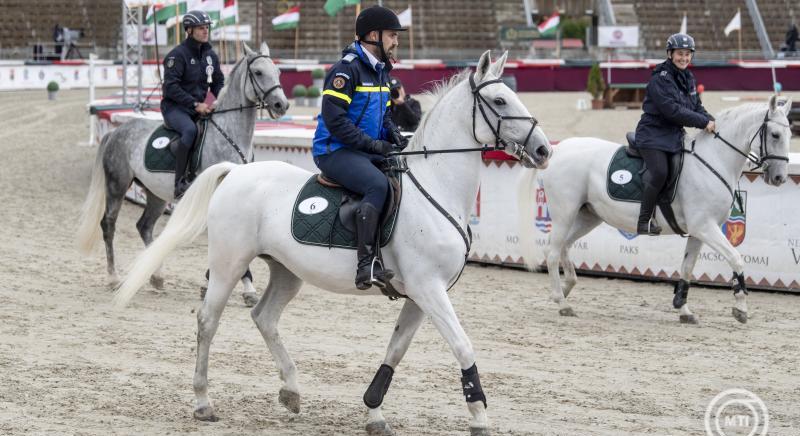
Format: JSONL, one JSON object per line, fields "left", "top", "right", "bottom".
{"left": 516, "top": 167, "right": 540, "bottom": 271}
{"left": 113, "top": 161, "right": 238, "bottom": 308}
{"left": 76, "top": 133, "right": 110, "bottom": 255}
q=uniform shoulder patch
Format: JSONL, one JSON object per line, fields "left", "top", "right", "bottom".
{"left": 342, "top": 53, "right": 358, "bottom": 63}
{"left": 332, "top": 76, "right": 347, "bottom": 89}
{"left": 166, "top": 57, "right": 175, "bottom": 68}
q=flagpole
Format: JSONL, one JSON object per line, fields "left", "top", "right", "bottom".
{"left": 409, "top": 4, "right": 414, "bottom": 60}
{"left": 737, "top": 8, "right": 742, "bottom": 62}
{"left": 176, "top": 1, "right": 181, "bottom": 45}
{"left": 294, "top": 23, "right": 300, "bottom": 59}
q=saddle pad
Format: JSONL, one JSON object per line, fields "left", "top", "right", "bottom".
{"left": 291, "top": 175, "right": 399, "bottom": 249}
{"left": 144, "top": 124, "right": 205, "bottom": 173}
{"left": 606, "top": 146, "right": 681, "bottom": 203}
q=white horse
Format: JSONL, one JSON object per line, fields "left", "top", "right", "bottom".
{"left": 76, "top": 42, "right": 288, "bottom": 305}
{"left": 113, "top": 51, "right": 552, "bottom": 435}
{"left": 520, "top": 95, "right": 792, "bottom": 324}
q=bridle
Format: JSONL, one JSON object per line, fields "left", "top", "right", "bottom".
{"left": 687, "top": 109, "right": 790, "bottom": 199}
{"left": 469, "top": 72, "right": 539, "bottom": 165}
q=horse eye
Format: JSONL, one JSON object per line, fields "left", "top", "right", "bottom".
{"left": 255, "top": 71, "right": 263, "bottom": 76}
{"left": 771, "top": 132, "right": 780, "bottom": 139}
{"left": 494, "top": 97, "right": 506, "bottom": 106}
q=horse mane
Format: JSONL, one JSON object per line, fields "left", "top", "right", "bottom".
{"left": 407, "top": 69, "right": 472, "bottom": 151}
{"left": 688, "top": 102, "right": 767, "bottom": 143}
{"left": 214, "top": 55, "right": 246, "bottom": 103}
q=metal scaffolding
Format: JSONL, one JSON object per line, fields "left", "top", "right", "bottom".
{"left": 121, "top": 1, "right": 144, "bottom": 105}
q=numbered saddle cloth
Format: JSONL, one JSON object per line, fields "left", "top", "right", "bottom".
{"left": 144, "top": 122, "right": 207, "bottom": 174}
{"left": 291, "top": 174, "right": 401, "bottom": 249}
{"left": 606, "top": 146, "right": 684, "bottom": 203}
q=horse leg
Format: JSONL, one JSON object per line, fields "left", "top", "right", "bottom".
{"left": 561, "top": 207, "right": 601, "bottom": 298}
{"left": 100, "top": 165, "right": 133, "bottom": 288}
{"left": 250, "top": 259, "right": 303, "bottom": 414}
{"left": 364, "top": 299, "right": 426, "bottom": 436}
{"left": 675, "top": 237, "right": 702, "bottom": 324}
{"left": 696, "top": 226, "right": 748, "bottom": 323}
{"left": 547, "top": 206, "right": 581, "bottom": 317}
{"left": 193, "top": 256, "right": 248, "bottom": 421}
{"left": 410, "top": 286, "right": 489, "bottom": 436}
{"left": 135, "top": 189, "right": 167, "bottom": 290}
{"left": 240, "top": 268, "right": 259, "bottom": 307}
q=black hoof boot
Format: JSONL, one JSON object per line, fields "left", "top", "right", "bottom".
{"left": 174, "top": 177, "right": 191, "bottom": 199}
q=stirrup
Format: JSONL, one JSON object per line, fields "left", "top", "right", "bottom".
{"left": 637, "top": 219, "right": 662, "bottom": 236}
{"left": 369, "top": 257, "right": 390, "bottom": 288}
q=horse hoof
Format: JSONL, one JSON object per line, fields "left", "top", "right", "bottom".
{"left": 365, "top": 420, "right": 395, "bottom": 436}
{"left": 150, "top": 275, "right": 165, "bottom": 290}
{"left": 470, "top": 426, "right": 490, "bottom": 436}
{"left": 199, "top": 286, "right": 207, "bottom": 300}
{"left": 559, "top": 307, "right": 577, "bottom": 317}
{"left": 193, "top": 406, "right": 218, "bottom": 422}
{"left": 679, "top": 314, "right": 699, "bottom": 325}
{"left": 242, "top": 292, "right": 259, "bottom": 307}
{"left": 732, "top": 308, "right": 748, "bottom": 324}
{"left": 279, "top": 388, "right": 300, "bottom": 414}
{"left": 108, "top": 276, "right": 121, "bottom": 289}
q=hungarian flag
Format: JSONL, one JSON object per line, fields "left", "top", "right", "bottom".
{"left": 324, "top": 0, "right": 360, "bottom": 17}
{"left": 272, "top": 6, "right": 300, "bottom": 30}
{"left": 537, "top": 12, "right": 560, "bottom": 38}
{"left": 188, "top": 0, "right": 222, "bottom": 27}
{"left": 220, "top": 0, "right": 238, "bottom": 26}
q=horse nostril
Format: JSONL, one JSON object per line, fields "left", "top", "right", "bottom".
{"left": 274, "top": 101, "right": 283, "bottom": 110}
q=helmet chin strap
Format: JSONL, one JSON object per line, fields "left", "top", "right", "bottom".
{"left": 360, "top": 30, "right": 389, "bottom": 63}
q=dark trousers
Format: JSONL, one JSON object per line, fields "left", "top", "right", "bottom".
{"left": 638, "top": 148, "right": 674, "bottom": 192}
{"left": 163, "top": 108, "right": 198, "bottom": 148}
{"left": 314, "top": 148, "right": 389, "bottom": 211}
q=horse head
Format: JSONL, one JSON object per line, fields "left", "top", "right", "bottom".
{"left": 242, "top": 42, "right": 289, "bottom": 118}
{"left": 760, "top": 94, "right": 793, "bottom": 186}
{"left": 470, "top": 50, "right": 552, "bottom": 169}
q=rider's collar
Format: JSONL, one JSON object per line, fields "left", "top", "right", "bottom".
{"left": 356, "top": 42, "right": 385, "bottom": 73}
{"left": 184, "top": 36, "right": 210, "bottom": 54}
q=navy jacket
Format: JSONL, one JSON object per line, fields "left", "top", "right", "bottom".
{"left": 161, "top": 37, "right": 224, "bottom": 115}
{"left": 312, "top": 43, "right": 397, "bottom": 157}
{"left": 634, "top": 60, "right": 713, "bottom": 152}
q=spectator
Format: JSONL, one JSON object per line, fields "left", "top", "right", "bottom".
{"left": 783, "top": 24, "right": 798, "bottom": 53}
{"left": 388, "top": 76, "right": 422, "bottom": 131}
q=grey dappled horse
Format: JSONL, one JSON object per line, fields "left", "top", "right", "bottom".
{"left": 76, "top": 42, "right": 288, "bottom": 305}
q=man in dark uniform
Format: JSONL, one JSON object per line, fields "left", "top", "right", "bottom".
{"left": 634, "top": 33, "right": 715, "bottom": 235}
{"left": 388, "top": 76, "right": 422, "bottom": 131}
{"left": 312, "top": 5, "right": 408, "bottom": 290}
{"left": 161, "top": 10, "right": 224, "bottom": 198}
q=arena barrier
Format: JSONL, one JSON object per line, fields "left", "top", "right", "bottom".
{"left": 4, "top": 58, "right": 800, "bottom": 92}
{"left": 93, "top": 106, "right": 800, "bottom": 292}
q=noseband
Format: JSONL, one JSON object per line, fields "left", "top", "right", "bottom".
{"left": 468, "top": 72, "right": 538, "bottom": 164}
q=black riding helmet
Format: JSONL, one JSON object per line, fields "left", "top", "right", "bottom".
{"left": 356, "top": 6, "right": 406, "bottom": 63}
{"left": 666, "top": 33, "right": 696, "bottom": 54}
{"left": 183, "top": 10, "right": 213, "bottom": 31}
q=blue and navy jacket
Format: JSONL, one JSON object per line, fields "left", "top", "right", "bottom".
{"left": 312, "top": 43, "right": 396, "bottom": 157}
{"left": 161, "top": 37, "right": 224, "bottom": 115}
{"left": 634, "top": 59, "right": 713, "bottom": 152}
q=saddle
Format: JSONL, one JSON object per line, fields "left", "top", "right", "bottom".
{"left": 143, "top": 118, "right": 208, "bottom": 177}
{"left": 291, "top": 157, "right": 405, "bottom": 250}
{"left": 607, "top": 133, "right": 687, "bottom": 235}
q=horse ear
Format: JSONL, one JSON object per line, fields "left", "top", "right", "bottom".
{"left": 243, "top": 42, "right": 255, "bottom": 57}
{"left": 769, "top": 94, "right": 777, "bottom": 112}
{"left": 474, "top": 50, "right": 492, "bottom": 82}
{"left": 489, "top": 51, "right": 509, "bottom": 78}
{"left": 782, "top": 97, "right": 793, "bottom": 116}
{"left": 260, "top": 42, "right": 271, "bottom": 57}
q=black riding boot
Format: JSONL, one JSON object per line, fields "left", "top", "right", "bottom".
{"left": 355, "top": 203, "right": 395, "bottom": 290}
{"left": 173, "top": 141, "right": 191, "bottom": 199}
{"left": 637, "top": 181, "right": 662, "bottom": 235}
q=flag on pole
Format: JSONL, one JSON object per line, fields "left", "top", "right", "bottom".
{"left": 324, "top": 0, "right": 360, "bottom": 17}
{"left": 220, "top": 0, "right": 238, "bottom": 26}
{"left": 188, "top": 0, "right": 222, "bottom": 27}
{"left": 679, "top": 13, "right": 687, "bottom": 34}
{"left": 146, "top": 1, "right": 187, "bottom": 24}
{"left": 272, "top": 6, "right": 300, "bottom": 30}
{"left": 724, "top": 10, "right": 741, "bottom": 36}
{"left": 537, "top": 12, "right": 560, "bottom": 38}
{"left": 397, "top": 6, "right": 412, "bottom": 27}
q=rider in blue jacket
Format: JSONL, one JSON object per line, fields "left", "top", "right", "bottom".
{"left": 634, "top": 33, "right": 715, "bottom": 235}
{"left": 161, "top": 10, "right": 224, "bottom": 199}
{"left": 312, "top": 5, "right": 408, "bottom": 290}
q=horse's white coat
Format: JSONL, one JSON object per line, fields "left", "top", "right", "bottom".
{"left": 114, "top": 51, "right": 552, "bottom": 434}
